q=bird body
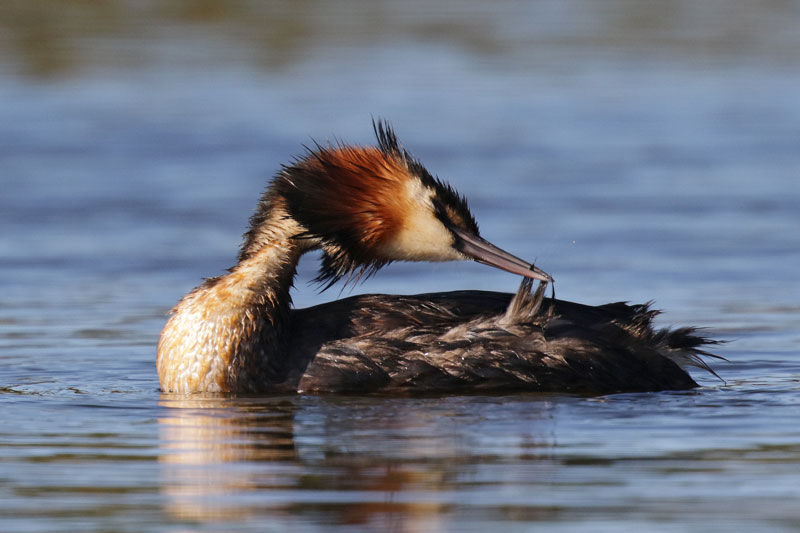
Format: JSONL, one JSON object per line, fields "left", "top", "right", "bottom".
{"left": 285, "top": 281, "right": 708, "bottom": 394}
{"left": 157, "top": 122, "right": 718, "bottom": 395}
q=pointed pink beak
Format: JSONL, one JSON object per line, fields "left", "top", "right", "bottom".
{"left": 451, "top": 227, "right": 553, "bottom": 282}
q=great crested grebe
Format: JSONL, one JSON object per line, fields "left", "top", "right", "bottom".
{"left": 158, "top": 121, "right": 720, "bottom": 395}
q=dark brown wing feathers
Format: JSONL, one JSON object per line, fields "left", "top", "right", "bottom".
{"left": 286, "top": 280, "right": 718, "bottom": 394}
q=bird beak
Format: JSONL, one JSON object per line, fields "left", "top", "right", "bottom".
{"left": 451, "top": 227, "right": 553, "bottom": 282}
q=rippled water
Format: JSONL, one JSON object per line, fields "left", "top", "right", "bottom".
{"left": 2, "top": 2, "right": 800, "bottom": 531}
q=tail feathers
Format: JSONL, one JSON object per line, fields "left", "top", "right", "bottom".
{"left": 652, "top": 327, "right": 727, "bottom": 382}
{"left": 609, "top": 301, "right": 725, "bottom": 382}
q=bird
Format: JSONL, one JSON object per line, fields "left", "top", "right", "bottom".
{"left": 157, "top": 121, "right": 720, "bottom": 395}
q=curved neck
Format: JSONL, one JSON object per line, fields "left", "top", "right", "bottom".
{"left": 157, "top": 201, "right": 313, "bottom": 393}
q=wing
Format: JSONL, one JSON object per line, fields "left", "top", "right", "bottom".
{"left": 285, "top": 283, "right": 718, "bottom": 394}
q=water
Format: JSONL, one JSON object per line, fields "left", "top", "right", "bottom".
{"left": 2, "top": 1, "right": 800, "bottom": 531}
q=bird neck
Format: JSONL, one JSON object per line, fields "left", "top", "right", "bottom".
{"left": 157, "top": 199, "right": 313, "bottom": 393}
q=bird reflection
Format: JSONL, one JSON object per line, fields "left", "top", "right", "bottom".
{"left": 157, "top": 395, "right": 558, "bottom": 529}
{"left": 157, "top": 395, "right": 297, "bottom": 522}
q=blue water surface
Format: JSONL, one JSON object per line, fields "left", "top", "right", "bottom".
{"left": 1, "top": 2, "right": 799, "bottom": 531}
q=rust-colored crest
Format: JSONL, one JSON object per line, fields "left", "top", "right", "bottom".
{"left": 278, "top": 144, "right": 417, "bottom": 286}
{"left": 242, "top": 121, "right": 478, "bottom": 288}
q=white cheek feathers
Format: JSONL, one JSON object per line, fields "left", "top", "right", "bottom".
{"left": 375, "top": 178, "right": 464, "bottom": 262}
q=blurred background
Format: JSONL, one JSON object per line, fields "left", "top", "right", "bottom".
{"left": 1, "top": 1, "right": 799, "bottom": 531}
{"left": 1, "top": 0, "right": 798, "bottom": 309}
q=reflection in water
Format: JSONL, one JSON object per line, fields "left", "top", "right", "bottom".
{"left": 157, "top": 395, "right": 558, "bottom": 528}
{"left": 158, "top": 396, "right": 298, "bottom": 522}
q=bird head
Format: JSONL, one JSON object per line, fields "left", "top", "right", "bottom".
{"left": 274, "top": 121, "right": 552, "bottom": 288}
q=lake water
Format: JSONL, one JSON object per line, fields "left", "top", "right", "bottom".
{"left": 1, "top": 2, "right": 799, "bottom": 531}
